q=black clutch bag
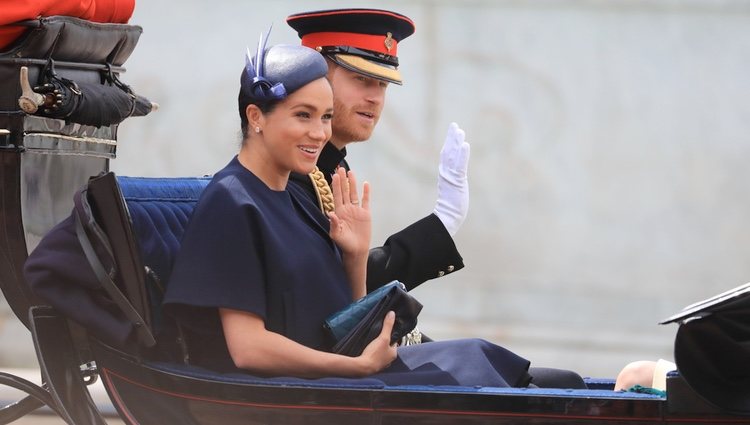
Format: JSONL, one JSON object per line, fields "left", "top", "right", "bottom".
{"left": 324, "top": 281, "right": 423, "bottom": 357}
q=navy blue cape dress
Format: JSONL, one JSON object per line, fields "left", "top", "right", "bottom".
{"left": 163, "top": 157, "right": 530, "bottom": 387}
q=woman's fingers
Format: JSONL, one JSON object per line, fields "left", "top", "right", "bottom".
{"left": 331, "top": 170, "right": 342, "bottom": 210}
{"left": 338, "top": 167, "right": 350, "bottom": 204}
{"left": 380, "top": 311, "right": 396, "bottom": 344}
{"left": 360, "top": 311, "right": 398, "bottom": 372}
{"left": 331, "top": 168, "right": 349, "bottom": 208}
{"left": 347, "top": 170, "right": 359, "bottom": 206}
{"left": 327, "top": 211, "right": 340, "bottom": 234}
{"left": 361, "top": 181, "right": 370, "bottom": 211}
{"left": 331, "top": 167, "right": 369, "bottom": 209}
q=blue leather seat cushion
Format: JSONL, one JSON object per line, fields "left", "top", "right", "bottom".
{"left": 117, "top": 176, "right": 210, "bottom": 285}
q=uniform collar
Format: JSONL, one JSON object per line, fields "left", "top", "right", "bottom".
{"left": 317, "top": 142, "right": 347, "bottom": 176}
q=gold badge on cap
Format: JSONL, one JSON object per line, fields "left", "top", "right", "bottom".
{"left": 384, "top": 32, "right": 394, "bottom": 52}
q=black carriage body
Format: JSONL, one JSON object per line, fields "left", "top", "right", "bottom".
{"left": 0, "top": 15, "right": 749, "bottom": 425}
{"left": 86, "top": 174, "right": 747, "bottom": 425}
{"left": 0, "top": 16, "right": 141, "bottom": 329}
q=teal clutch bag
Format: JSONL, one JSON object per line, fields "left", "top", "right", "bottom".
{"left": 323, "top": 281, "right": 423, "bottom": 357}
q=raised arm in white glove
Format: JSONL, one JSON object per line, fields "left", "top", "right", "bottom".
{"left": 433, "top": 122, "right": 470, "bottom": 237}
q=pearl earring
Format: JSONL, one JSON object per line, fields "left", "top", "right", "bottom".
{"left": 255, "top": 127, "right": 261, "bottom": 133}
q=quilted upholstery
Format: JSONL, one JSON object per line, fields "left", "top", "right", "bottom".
{"left": 117, "top": 176, "right": 210, "bottom": 287}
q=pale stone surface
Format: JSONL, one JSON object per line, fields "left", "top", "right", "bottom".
{"left": 3, "top": 0, "right": 749, "bottom": 382}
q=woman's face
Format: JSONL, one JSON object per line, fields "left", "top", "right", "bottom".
{"left": 257, "top": 77, "right": 334, "bottom": 177}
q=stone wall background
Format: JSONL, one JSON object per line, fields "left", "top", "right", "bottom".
{"left": 3, "top": 0, "right": 750, "bottom": 379}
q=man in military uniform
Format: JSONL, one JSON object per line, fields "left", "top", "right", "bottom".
{"left": 286, "top": 8, "right": 470, "bottom": 294}
{"left": 285, "top": 11, "right": 588, "bottom": 388}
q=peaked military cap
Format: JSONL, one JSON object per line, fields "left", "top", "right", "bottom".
{"left": 286, "top": 8, "right": 415, "bottom": 85}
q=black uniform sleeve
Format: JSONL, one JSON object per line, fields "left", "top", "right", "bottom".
{"left": 291, "top": 166, "right": 464, "bottom": 293}
{"left": 366, "top": 213, "right": 464, "bottom": 293}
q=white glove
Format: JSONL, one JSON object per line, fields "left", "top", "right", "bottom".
{"left": 433, "top": 122, "right": 470, "bottom": 236}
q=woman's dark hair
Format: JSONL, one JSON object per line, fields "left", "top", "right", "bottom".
{"left": 238, "top": 86, "right": 281, "bottom": 139}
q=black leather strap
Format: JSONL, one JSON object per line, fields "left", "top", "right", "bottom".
{"left": 73, "top": 201, "right": 155, "bottom": 347}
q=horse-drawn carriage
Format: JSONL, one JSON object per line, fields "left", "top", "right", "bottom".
{"left": 0, "top": 16, "right": 749, "bottom": 424}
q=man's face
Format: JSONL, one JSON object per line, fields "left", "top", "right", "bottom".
{"left": 326, "top": 63, "right": 389, "bottom": 148}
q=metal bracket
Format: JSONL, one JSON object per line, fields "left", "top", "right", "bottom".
{"left": 80, "top": 361, "right": 99, "bottom": 386}
{"left": 0, "top": 129, "right": 24, "bottom": 151}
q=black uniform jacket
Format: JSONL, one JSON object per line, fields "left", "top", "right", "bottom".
{"left": 289, "top": 142, "right": 464, "bottom": 293}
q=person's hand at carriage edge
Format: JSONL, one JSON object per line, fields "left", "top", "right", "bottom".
{"left": 614, "top": 359, "right": 676, "bottom": 393}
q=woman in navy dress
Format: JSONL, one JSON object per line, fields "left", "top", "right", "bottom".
{"left": 163, "top": 38, "right": 531, "bottom": 387}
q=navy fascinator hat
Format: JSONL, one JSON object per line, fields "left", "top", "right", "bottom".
{"left": 239, "top": 29, "right": 329, "bottom": 106}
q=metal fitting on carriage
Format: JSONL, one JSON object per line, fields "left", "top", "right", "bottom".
{"left": 17, "top": 66, "right": 45, "bottom": 114}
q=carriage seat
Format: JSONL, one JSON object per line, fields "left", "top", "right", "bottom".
{"left": 116, "top": 175, "right": 655, "bottom": 396}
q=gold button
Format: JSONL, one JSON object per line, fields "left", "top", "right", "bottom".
{"left": 438, "top": 271, "right": 445, "bottom": 277}
{"left": 447, "top": 265, "right": 455, "bottom": 272}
